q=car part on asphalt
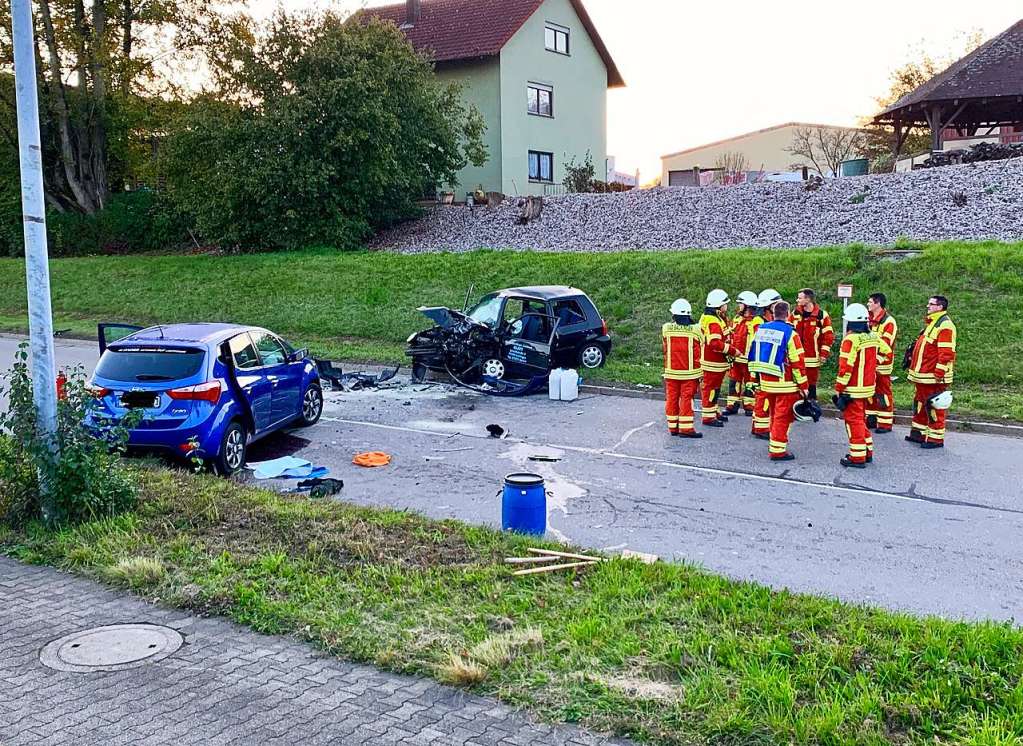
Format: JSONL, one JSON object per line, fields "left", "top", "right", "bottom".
{"left": 353, "top": 451, "right": 392, "bottom": 467}
{"left": 486, "top": 424, "right": 506, "bottom": 438}
{"left": 317, "top": 360, "right": 399, "bottom": 392}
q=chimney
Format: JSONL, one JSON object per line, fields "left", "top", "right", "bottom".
{"left": 406, "top": 0, "right": 421, "bottom": 25}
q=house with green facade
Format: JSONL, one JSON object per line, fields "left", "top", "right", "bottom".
{"left": 369, "top": 0, "right": 624, "bottom": 198}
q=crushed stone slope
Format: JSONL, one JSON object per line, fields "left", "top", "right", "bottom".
{"left": 372, "top": 159, "right": 1023, "bottom": 253}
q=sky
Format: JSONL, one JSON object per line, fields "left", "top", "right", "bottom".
{"left": 249, "top": 0, "right": 1021, "bottom": 182}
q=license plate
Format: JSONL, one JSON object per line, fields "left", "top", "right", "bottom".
{"left": 121, "top": 392, "right": 160, "bottom": 409}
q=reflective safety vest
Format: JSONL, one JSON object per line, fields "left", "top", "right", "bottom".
{"left": 835, "top": 332, "right": 883, "bottom": 398}
{"left": 748, "top": 321, "right": 793, "bottom": 378}
{"left": 662, "top": 322, "right": 703, "bottom": 381}
{"left": 699, "top": 313, "right": 734, "bottom": 373}
{"left": 908, "top": 312, "right": 957, "bottom": 384}
{"left": 870, "top": 310, "right": 899, "bottom": 376}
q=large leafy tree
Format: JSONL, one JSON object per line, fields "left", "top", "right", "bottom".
{"left": 0, "top": 0, "right": 234, "bottom": 213}
{"left": 162, "top": 11, "right": 487, "bottom": 250}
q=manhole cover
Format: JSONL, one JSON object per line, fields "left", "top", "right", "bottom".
{"left": 40, "top": 624, "right": 183, "bottom": 673}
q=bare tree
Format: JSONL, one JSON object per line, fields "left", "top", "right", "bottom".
{"left": 786, "top": 126, "right": 866, "bottom": 177}
{"left": 714, "top": 151, "right": 747, "bottom": 175}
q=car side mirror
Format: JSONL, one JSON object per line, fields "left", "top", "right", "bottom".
{"left": 288, "top": 348, "right": 308, "bottom": 363}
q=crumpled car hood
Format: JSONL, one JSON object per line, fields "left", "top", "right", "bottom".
{"left": 418, "top": 306, "right": 462, "bottom": 329}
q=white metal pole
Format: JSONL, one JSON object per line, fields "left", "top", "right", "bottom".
{"left": 842, "top": 297, "right": 849, "bottom": 338}
{"left": 11, "top": 0, "right": 59, "bottom": 507}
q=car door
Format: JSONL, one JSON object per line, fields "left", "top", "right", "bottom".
{"left": 551, "top": 299, "right": 590, "bottom": 366}
{"left": 228, "top": 333, "right": 273, "bottom": 433}
{"left": 501, "top": 299, "right": 557, "bottom": 378}
{"left": 98, "top": 323, "right": 144, "bottom": 354}
{"left": 251, "top": 331, "right": 301, "bottom": 425}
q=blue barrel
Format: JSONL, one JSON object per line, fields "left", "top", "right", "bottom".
{"left": 502, "top": 473, "right": 546, "bottom": 535}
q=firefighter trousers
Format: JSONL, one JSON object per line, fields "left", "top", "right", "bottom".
{"left": 766, "top": 391, "right": 801, "bottom": 459}
{"left": 805, "top": 365, "right": 821, "bottom": 400}
{"left": 867, "top": 374, "right": 894, "bottom": 430}
{"left": 665, "top": 378, "right": 700, "bottom": 434}
{"left": 912, "top": 382, "right": 948, "bottom": 444}
{"left": 842, "top": 398, "right": 873, "bottom": 463}
{"left": 752, "top": 387, "right": 770, "bottom": 435}
{"left": 726, "top": 362, "right": 747, "bottom": 413}
{"left": 701, "top": 370, "right": 727, "bottom": 424}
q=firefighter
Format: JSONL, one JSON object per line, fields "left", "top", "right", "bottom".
{"left": 725, "top": 291, "right": 759, "bottom": 416}
{"left": 906, "top": 295, "right": 957, "bottom": 449}
{"left": 662, "top": 298, "right": 704, "bottom": 439}
{"left": 866, "top": 292, "right": 898, "bottom": 434}
{"left": 748, "top": 300, "right": 809, "bottom": 461}
{"left": 700, "top": 289, "right": 739, "bottom": 427}
{"left": 750, "top": 288, "right": 782, "bottom": 438}
{"left": 832, "top": 303, "right": 890, "bottom": 468}
{"left": 790, "top": 288, "right": 834, "bottom": 401}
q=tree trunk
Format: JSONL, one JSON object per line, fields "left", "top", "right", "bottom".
{"left": 37, "top": 0, "right": 97, "bottom": 213}
{"left": 121, "top": 0, "right": 134, "bottom": 93}
{"left": 88, "top": 0, "right": 110, "bottom": 209}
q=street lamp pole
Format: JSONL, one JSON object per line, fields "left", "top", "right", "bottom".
{"left": 11, "top": 0, "right": 59, "bottom": 515}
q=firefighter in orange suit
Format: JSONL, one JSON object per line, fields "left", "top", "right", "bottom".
{"left": 832, "top": 304, "right": 890, "bottom": 468}
{"left": 906, "top": 295, "right": 957, "bottom": 449}
{"left": 790, "top": 288, "right": 834, "bottom": 401}
{"left": 700, "top": 290, "right": 739, "bottom": 427}
{"left": 748, "top": 300, "right": 809, "bottom": 460}
{"left": 662, "top": 298, "right": 704, "bottom": 439}
{"left": 750, "top": 288, "right": 782, "bottom": 438}
{"left": 725, "top": 290, "right": 759, "bottom": 416}
{"left": 866, "top": 292, "right": 898, "bottom": 434}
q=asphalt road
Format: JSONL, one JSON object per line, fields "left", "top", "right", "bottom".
{"left": 4, "top": 333, "right": 1022, "bottom": 623}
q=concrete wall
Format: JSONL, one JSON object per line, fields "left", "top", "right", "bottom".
{"left": 661, "top": 123, "right": 858, "bottom": 184}
{"left": 498, "top": 0, "right": 608, "bottom": 196}
{"left": 435, "top": 59, "right": 503, "bottom": 197}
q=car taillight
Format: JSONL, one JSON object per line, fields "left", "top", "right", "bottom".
{"left": 601, "top": 318, "right": 608, "bottom": 336}
{"left": 168, "top": 381, "right": 221, "bottom": 404}
{"left": 85, "top": 382, "right": 110, "bottom": 398}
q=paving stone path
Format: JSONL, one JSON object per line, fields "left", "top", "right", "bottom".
{"left": 1, "top": 558, "right": 631, "bottom": 745}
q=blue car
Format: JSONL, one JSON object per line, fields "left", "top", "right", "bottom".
{"left": 86, "top": 323, "right": 323, "bottom": 475}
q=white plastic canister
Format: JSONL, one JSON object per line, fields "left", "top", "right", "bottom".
{"left": 559, "top": 369, "right": 579, "bottom": 402}
{"left": 548, "top": 368, "right": 564, "bottom": 400}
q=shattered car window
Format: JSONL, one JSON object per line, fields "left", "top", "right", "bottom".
{"left": 467, "top": 295, "right": 503, "bottom": 328}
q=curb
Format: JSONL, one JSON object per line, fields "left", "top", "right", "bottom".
{"left": 579, "top": 383, "right": 1023, "bottom": 439}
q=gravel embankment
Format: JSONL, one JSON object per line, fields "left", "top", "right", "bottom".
{"left": 372, "top": 159, "right": 1023, "bottom": 253}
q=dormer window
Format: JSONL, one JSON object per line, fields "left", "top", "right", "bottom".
{"left": 545, "top": 22, "right": 569, "bottom": 55}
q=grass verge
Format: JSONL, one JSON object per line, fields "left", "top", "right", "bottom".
{"left": 4, "top": 468, "right": 1023, "bottom": 745}
{"left": 1, "top": 241, "right": 1021, "bottom": 420}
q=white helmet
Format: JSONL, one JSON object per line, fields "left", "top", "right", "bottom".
{"left": 758, "top": 288, "right": 782, "bottom": 307}
{"left": 705, "top": 289, "right": 730, "bottom": 307}
{"left": 670, "top": 298, "right": 692, "bottom": 316}
{"left": 843, "top": 303, "right": 869, "bottom": 323}
{"left": 736, "top": 291, "right": 759, "bottom": 307}
{"left": 928, "top": 390, "right": 953, "bottom": 410}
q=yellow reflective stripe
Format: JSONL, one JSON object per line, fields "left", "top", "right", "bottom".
{"left": 936, "top": 342, "right": 955, "bottom": 349}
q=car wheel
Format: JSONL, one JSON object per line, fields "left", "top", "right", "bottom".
{"left": 482, "top": 359, "right": 505, "bottom": 380}
{"left": 299, "top": 384, "right": 323, "bottom": 426}
{"left": 579, "top": 344, "right": 606, "bottom": 369}
{"left": 215, "top": 421, "right": 247, "bottom": 476}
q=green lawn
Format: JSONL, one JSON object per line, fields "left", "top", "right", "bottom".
{"left": 3, "top": 468, "right": 1023, "bottom": 745}
{"left": 1, "top": 241, "right": 1021, "bottom": 420}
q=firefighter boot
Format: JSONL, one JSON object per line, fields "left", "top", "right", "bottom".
{"left": 840, "top": 456, "right": 866, "bottom": 469}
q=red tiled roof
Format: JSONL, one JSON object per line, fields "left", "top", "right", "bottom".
{"left": 363, "top": 0, "right": 624, "bottom": 87}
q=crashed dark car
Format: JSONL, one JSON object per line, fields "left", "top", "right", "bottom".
{"left": 405, "top": 286, "right": 611, "bottom": 384}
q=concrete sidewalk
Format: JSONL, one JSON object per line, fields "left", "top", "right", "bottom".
{"left": 0, "top": 557, "right": 630, "bottom": 746}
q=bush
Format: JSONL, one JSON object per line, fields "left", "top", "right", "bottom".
{"left": 563, "top": 151, "right": 596, "bottom": 193}
{"left": 0, "top": 344, "right": 137, "bottom": 527}
{"left": 160, "top": 14, "right": 487, "bottom": 251}
{"left": 1, "top": 190, "right": 191, "bottom": 258}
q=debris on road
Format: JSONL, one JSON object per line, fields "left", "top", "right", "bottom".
{"left": 528, "top": 454, "right": 562, "bottom": 463}
{"left": 248, "top": 457, "right": 329, "bottom": 480}
{"left": 486, "top": 424, "right": 507, "bottom": 439}
{"left": 296, "top": 477, "right": 345, "bottom": 498}
{"left": 527, "top": 548, "right": 605, "bottom": 563}
{"left": 316, "top": 360, "right": 400, "bottom": 391}
{"left": 353, "top": 451, "right": 392, "bottom": 467}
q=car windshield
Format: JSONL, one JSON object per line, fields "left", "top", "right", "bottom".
{"left": 95, "top": 347, "right": 205, "bottom": 382}
{"left": 467, "top": 295, "right": 503, "bottom": 328}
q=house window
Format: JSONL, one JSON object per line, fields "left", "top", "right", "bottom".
{"left": 527, "top": 83, "right": 553, "bottom": 117}
{"left": 528, "top": 150, "right": 554, "bottom": 183}
{"left": 545, "top": 23, "right": 569, "bottom": 55}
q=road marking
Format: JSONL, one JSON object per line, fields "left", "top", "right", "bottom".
{"left": 610, "top": 420, "right": 655, "bottom": 452}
